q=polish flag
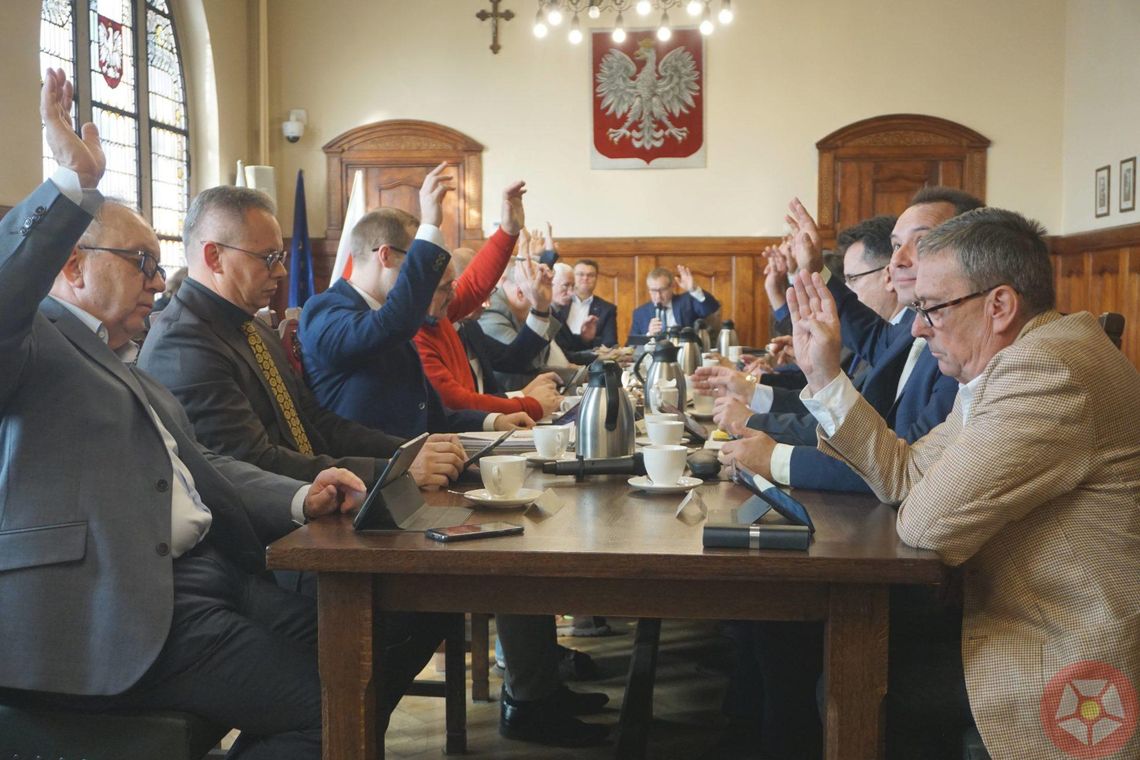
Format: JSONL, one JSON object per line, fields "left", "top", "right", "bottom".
{"left": 330, "top": 170, "right": 365, "bottom": 283}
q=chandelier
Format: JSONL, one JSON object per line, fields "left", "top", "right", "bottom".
{"left": 532, "top": 0, "right": 735, "bottom": 44}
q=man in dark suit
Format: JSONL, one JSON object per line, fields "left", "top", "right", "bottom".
{"left": 0, "top": 70, "right": 421, "bottom": 759}
{"left": 138, "top": 185, "right": 467, "bottom": 491}
{"left": 628, "top": 264, "right": 720, "bottom": 338}
{"left": 564, "top": 258, "right": 617, "bottom": 347}
{"left": 550, "top": 262, "right": 601, "bottom": 364}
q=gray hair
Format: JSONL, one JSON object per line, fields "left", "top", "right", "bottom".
{"left": 77, "top": 198, "right": 142, "bottom": 247}
{"left": 348, "top": 208, "right": 418, "bottom": 263}
{"left": 183, "top": 185, "right": 276, "bottom": 250}
{"left": 918, "top": 207, "right": 1055, "bottom": 316}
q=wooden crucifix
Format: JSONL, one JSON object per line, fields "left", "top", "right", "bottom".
{"left": 476, "top": 0, "right": 515, "bottom": 55}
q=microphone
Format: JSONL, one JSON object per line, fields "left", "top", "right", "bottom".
{"left": 542, "top": 453, "right": 646, "bottom": 481}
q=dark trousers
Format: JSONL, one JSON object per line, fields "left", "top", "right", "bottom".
{"left": 11, "top": 544, "right": 449, "bottom": 760}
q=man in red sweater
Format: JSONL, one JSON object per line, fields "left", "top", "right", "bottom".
{"left": 415, "top": 239, "right": 562, "bottom": 421}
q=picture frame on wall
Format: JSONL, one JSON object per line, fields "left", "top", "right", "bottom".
{"left": 1095, "top": 165, "right": 1111, "bottom": 218}
{"left": 1121, "top": 157, "right": 1136, "bottom": 213}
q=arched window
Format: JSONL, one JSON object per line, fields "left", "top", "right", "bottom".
{"left": 40, "top": 0, "right": 191, "bottom": 268}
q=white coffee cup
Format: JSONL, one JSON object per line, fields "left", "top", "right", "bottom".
{"left": 642, "top": 444, "right": 688, "bottom": 485}
{"left": 534, "top": 426, "right": 568, "bottom": 459}
{"left": 649, "top": 385, "right": 679, "bottom": 413}
{"left": 727, "top": 345, "right": 743, "bottom": 363}
{"left": 646, "top": 419, "right": 684, "bottom": 445}
{"left": 559, "top": 395, "right": 582, "bottom": 413}
{"left": 691, "top": 393, "right": 715, "bottom": 415}
{"left": 480, "top": 455, "right": 527, "bottom": 497}
{"left": 701, "top": 352, "right": 720, "bottom": 368}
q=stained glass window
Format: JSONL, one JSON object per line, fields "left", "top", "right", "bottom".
{"left": 40, "top": 0, "right": 191, "bottom": 268}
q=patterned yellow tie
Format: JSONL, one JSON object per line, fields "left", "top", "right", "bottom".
{"left": 241, "top": 321, "right": 314, "bottom": 455}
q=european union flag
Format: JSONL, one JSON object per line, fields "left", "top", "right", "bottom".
{"left": 288, "top": 169, "right": 314, "bottom": 308}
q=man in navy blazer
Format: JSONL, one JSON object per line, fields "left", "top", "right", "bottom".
{"left": 718, "top": 190, "right": 982, "bottom": 493}
{"left": 299, "top": 167, "right": 530, "bottom": 440}
{"left": 556, "top": 259, "right": 617, "bottom": 348}
{"left": 628, "top": 265, "right": 719, "bottom": 339}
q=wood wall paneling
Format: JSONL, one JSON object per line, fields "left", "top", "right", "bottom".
{"left": 1048, "top": 221, "right": 1140, "bottom": 369}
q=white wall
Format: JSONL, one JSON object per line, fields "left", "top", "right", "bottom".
{"left": 0, "top": 1, "right": 49, "bottom": 207}
{"left": 1061, "top": 0, "right": 1140, "bottom": 233}
{"left": 265, "top": 0, "right": 1066, "bottom": 238}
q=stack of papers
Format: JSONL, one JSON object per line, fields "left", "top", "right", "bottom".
{"left": 459, "top": 428, "right": 575, "bottom": 455}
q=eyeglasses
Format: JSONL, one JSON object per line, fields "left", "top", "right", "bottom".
{"left": 370, "top": 244, "right": 408, "bottom": 254}
{"left": 78, "top": 246, "right": 166, "bottom": 281}
{"left": 843, "top": 265, "right": 886, "bottom": 284}
{"left": 212, "top": 242, "right": 288, "bottom": 270}
{"left": 910, "top": 284, "right": 1002, "bottom": 327}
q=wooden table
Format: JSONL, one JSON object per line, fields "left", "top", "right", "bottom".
{"left": 267, "top": 470, "right": 945, "bottom": 760}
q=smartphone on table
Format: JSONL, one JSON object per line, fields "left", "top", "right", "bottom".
{"left": 425, "top": 522, "right": 524, "bottom": 542}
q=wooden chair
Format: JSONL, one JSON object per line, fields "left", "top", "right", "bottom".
{"left": 1099, "top": 312, "right": 1125, "bottom": 349}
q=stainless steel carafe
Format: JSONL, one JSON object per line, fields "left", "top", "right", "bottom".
{"left": 633, "top": 340, "right": 688, "bottom": 412}
{"left": 693, "top": 319, "right": 712, "bottom": 352}
{"left": 577, "top": 360, "right": 635, "bottom": 459}
{"left": 677, "top": 327, "right": 702, "bottom": 376}
{"left": 717, "top": 319, "right": 739, "bottom": 355}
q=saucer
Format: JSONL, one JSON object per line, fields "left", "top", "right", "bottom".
{"left": 689, "top": 410, "right": 715, "bottom": 421}
{"left": 627, "top": 475, "right": 702, "bottom": 494}
{"left": 523, "top": 450, "right": 577, "bottom": 466}
{"left": 460, "top": 487, "right": 543, "bottom": 509}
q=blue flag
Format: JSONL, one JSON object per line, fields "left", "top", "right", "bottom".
{"left": 288, "top": 170, "right": 314, "bottom": 309}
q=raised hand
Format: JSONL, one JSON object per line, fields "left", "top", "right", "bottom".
{"left": 41, "top": 68, "right": 105, "bottom": 189}
{"left": 765, "top": 335, "right": 796, "bottom": 366}
{"left": 787, "top": 271, "right": 843, "bottom": 393}
{"left": 579, "top": 314, "right": 599, "bottom": 344}
{"left": 676, "top": 265, "right": 696, "bottom": 292}
{"left": 518, "top": 254, "right": 553, "bottom": 312}
{"left": 690, "top": 365, "right": 755, "bottom": 404}
{"left": 543, "top": 221, "right": 556, "bottom": 251}
{"left": 762, "top": 244, "right": 789, "bottom": 309}
{"left": 786, "top": 198, "right": 823, "bottom": 274}
{"left": 500, "top": 180, "right": 527, "bottom": 236}
{"left": 302, "top": 467, "right": 367, "bottom": 519}
{"left": 418, "top": 162, "right": 454, "bottom": 228}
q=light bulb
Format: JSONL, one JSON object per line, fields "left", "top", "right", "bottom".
{"left": 568, "top": 13, "right": 582, "bottom": 43}
{"left": 636, "top": 0, "right": 652, "bottom": 16}
{"left": 612, "top": 15, "right": 627, "bottom": 44}
{"left": 700, "top": 4, "right": 714, "bottom": 34}
{"left": 547, "top": 7, "right": 563, "bottom": 25}
{"left": 718, "top": 0, "right": 734, "bottom": 24}
{"left": 657, "top": 10, "right": 671, "bottom": 41}
{"left": 588, "top": 4, "right": 601, "bottom": 20}
{"left": 687, "top": 0, "right": 703, "bottom": 16}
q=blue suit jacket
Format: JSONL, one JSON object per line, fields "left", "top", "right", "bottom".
{"left": 628, "top": 290, "right": 720, "bottom": 339}
{"left": 774, "top": 278, "right": 958, "bottom": 492}
{"left": 298, "top": 241, "right": 486, "bottom": 439}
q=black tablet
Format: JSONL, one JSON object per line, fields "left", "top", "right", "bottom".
{"left": 461, "top": 429, "right": 513, "bottom": 474}
{"left": 352, "top": 432, "right": 430, "bottom": 530}
{"left": 733, "top": 463, "right": 815, "bottom": 533}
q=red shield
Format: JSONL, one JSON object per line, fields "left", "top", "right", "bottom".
{"left": 592, "top": 28, "right": 704, "bottom": 166}
{"left": 1040, "top": 660, "right": 1138, "bottom": 758}
{"left": 97, "top": 14, "right": 124, "bottom": 89}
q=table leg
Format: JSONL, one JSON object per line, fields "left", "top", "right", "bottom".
{"left": 614, "top": 617, "right": 663, "bottom": 759}
{"left": 318, "top": 573, "right": 379, "bottom": 760}
{"left": 443, "top": 615, "right": 468, "bottom": 754}
{"left": 823, "top": 584, "right": 889, "bottom": 760}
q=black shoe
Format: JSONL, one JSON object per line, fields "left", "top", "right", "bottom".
{"left": 500, "top": 688, "right": 610, "bottom": 747}
{"left": 547, "top": 684, "right": 610, "bottom": 715}
{"left": 557, "top": 644, "right": 600, "bottom": 681}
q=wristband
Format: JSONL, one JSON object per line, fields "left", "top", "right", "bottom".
{"left": 530, "top": 308, "right": 550, "bottom": 318}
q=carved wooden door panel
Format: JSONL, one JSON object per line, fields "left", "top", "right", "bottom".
{"left": 351, "top": 163, "right": 462, "bottom": 250}
{"left": 817, "top": 115, "right": 989, "bottom": 245}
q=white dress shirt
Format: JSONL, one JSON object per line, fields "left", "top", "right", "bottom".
{"left": 567, "top": 294, "right": 593, "bottom": 334}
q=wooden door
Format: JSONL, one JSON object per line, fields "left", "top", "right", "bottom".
{"left": 349, "top": 163, "right": 463, "bottom": 250}
{"left": 818, "top": 115, "right": 989, "bottom": 245}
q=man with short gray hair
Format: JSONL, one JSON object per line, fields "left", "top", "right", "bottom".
{"left": 789, "top": 208, "right": 1140, "bottom": 759}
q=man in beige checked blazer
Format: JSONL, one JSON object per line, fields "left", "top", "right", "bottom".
{"left": 788, "top": 208, "right": 1140, "bottom": 759}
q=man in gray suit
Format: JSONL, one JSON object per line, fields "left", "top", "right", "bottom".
{"left": 0, "top": 69, "right": 429, "bottom": 759}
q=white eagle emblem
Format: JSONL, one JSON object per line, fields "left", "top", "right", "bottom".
{"left": 595, "top": 39, "right": 699, "bottom": 151}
